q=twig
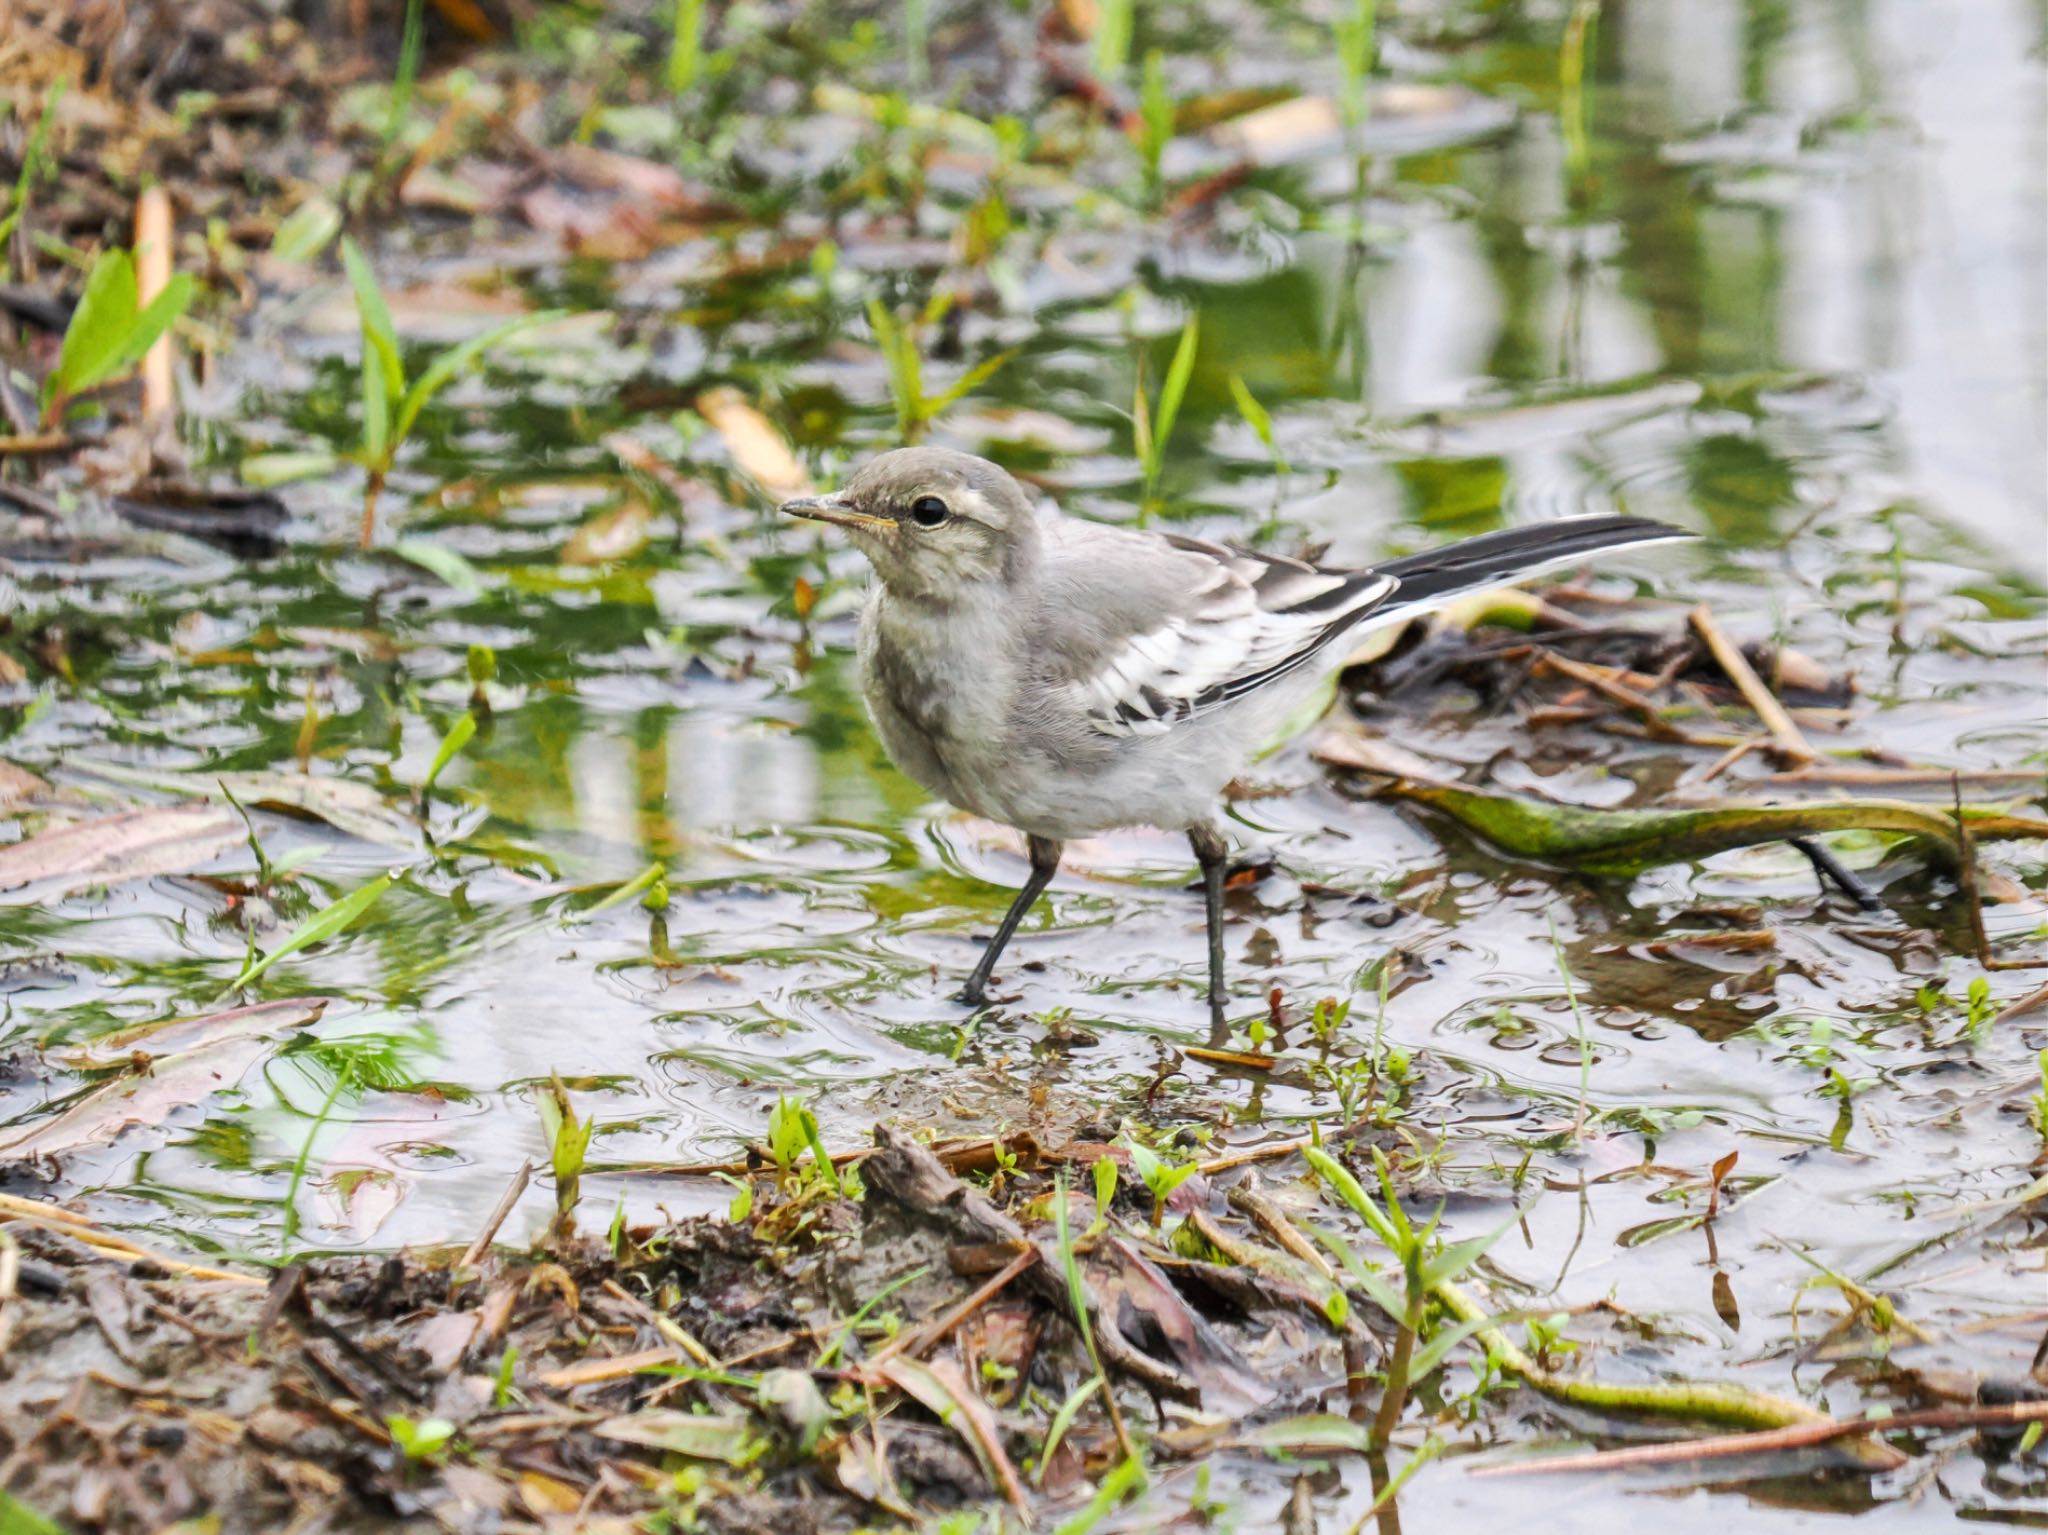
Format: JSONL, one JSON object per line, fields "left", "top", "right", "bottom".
{"left": 1763, "top": 766, "right": 2047, "bottom": 790}
{"left": 134, "top": 187, "right": 176, "bottom": 421}
{"left": 1955, "top": 772, "right": 2048, "bottom": 971}
{"left": 459, "top": 1158, "right": 534, "bottom": 1268}
{"left": 1992, "top": 981, "right": 2048, "bottom": 1027}
{"left": 863, "top": 1246, "right": 1037, "bottom": 1370}
{"left": 1695, "top": 735, "right": 1768, "bottom": 785}
{"left": 1688, "top": 606, "right": 1816, "bottom": 764}
{"left": 1537, "top": 652, "right": 1699, "bottom": 743}
{"left": 1788, "top": 836, "right": 1883, "bottom": 911}
{"left": 1226, "top": 1184, "right": 1335, "bottom": 1279}
{"left": 1469, "top": 1398, "right": 2048, "bottom": 1478}
{"left": 0, "top": 1194, "right": 262, "bottom": 1285}
{"left": 0, "top": 434, "right": 69, "bottom": 457}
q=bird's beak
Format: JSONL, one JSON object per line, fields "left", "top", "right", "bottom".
{"left": 779, "top": 492, "right": 892, "bottom": 533}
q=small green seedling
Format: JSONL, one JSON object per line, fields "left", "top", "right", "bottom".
{"left": 1122, "top": 1138, "right": 1197, "bottom": 1226}
{"left": 40, "top": 245, "right": 195, "bottom": 428}
{"left": 538, "top": 1074, "right": 594, "bottom": 1235}
{"left": 1088, "top": 1153, "right": 1119, "bottom": 1236}
{"left": 1305, "top": 1144, "right": 1515, "bottom": 1447}
{"left": 866, "top": 293, "right": 1012, "bottom": 443}
{"left": 1965, "top": 976, "right": 1995, "bottom": 1040}
{"left": 385, "top": 1414, "right": 456, "bottom": 1464}
{"left": 492, "top": 1345, "right": 520, "bottom": 1408}
{"left": 341, "top": 236, "right": 559, "bottom": 548}
{"left": 766, "top": 1092, "right": 844, "bottom": 1195}
{"left": 2030, "top": 1049, "right": 2048, "bottom": 1141}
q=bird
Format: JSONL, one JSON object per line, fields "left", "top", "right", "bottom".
{"left": 781, "top": 447, "right": 1685, "bottom": 1027}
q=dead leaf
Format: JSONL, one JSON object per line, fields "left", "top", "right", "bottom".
{"left": 1101, "top": 1237, "right": 1274, "bottom": 1416}
{"left": 0, "top": 760, "right": 52, "bottom": 812}
{"left": 562, "top": 492, "right": 656, "bottom": 565}
{"left": 0, "top": 1023, "right": 316, "bottom": 1161}
{"left": 0, "top": 804, "right": 243, "bottom": 898}
{"left": 57, "top": 997, "right": 329, "bottom": 1069}
{"left": 71, "top": 762, "right": 420, "bottom": 850}
{"left": 876, "top": 1356, "right": 1028, "bottom": 1514}
{"left": 590, "top": 1409, "right": 757, "bottom": 1463}
{"left": 517, "top": 1471, "right": 583, "bottom": 1517}
{"left": 696, "top": 387, "right": 812, "bottom": 500}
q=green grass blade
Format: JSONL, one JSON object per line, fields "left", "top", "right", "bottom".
{"left": 669, "top": 0, "right": 707, "bottom": 92}
{"left": 0, "top": 77, "right": 65, "bottom": 254}
{"left": 392, "top": 538, "right": 485, "bottom": 595}
{"left": 340, "top": 236, "right": 405, "bottom": 398}
{"left": 1036, "top": 1376, "right": 1102, "bottom": 1483}
{"left": 391, "top": 311, "right": 563, "bottom": 449}
{"left": 1150, "top": 313, "right": 1200, "bottom": 475}
{"left": 423, "top": 712, "right": 478, "bottom": 792}
{"left": 225, "top": 873, "right": 392, "bottom": 996}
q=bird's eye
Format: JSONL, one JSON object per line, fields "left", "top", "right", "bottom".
{"left": 908, "top": 495, "right": 950, "bottom": 528}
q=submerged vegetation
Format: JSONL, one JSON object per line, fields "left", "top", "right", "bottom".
{"left": 0, "top": 0, "right": 2044, "bottom": 1531}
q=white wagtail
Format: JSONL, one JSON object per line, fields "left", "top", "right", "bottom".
{"left": 783, "top": 447, "right": 1684, "bottom": 1025}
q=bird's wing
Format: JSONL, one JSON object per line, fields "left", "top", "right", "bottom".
{"left": 1039, "top": 526, "right": 1396, "bottom": 737}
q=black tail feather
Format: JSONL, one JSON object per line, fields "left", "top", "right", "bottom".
{"left": 1373, "top": 514, "right": 1685, "bottom": 611}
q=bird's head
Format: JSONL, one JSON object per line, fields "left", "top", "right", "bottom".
{"left": 780, "top": 447, "right": 1039, "bottom": 599}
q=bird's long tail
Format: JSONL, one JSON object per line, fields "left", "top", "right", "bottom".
{"left": 1366, "top": 514, "right": 1687, "bottom": 623}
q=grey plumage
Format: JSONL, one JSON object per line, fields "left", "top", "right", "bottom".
{"left": 783, "top": 445, "right": 1687, "bottom": 1022}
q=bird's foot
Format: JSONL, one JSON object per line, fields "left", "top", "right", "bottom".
{"left": 953, "top": 981, "right": 993, "bottom": 1010}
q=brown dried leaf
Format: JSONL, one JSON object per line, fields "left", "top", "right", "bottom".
{"left": 0, "top": 1023, "right": 315, "bottom": 1161}
{"left": 0, "top": 804, "right": 243, "bottom": 897}
{"left": 876, "top": 1356, "right": 1028, "bottom": 1513}
{"left": 57, "top": 997, "right": 329, "bottom": 1069}
{"left": 696, "top": 386, "right": 812, "bottom": 500}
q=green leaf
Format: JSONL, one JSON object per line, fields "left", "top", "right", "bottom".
{"left": 423, "top": 712, "right": 477, "bottom": 792}
{"left": 1419, "top": 1209, "right": 1518, "bottom": 1290}
{"left": 0, "top": 1490, "right": 63, "bottom": 1535}
{"left": 1407, "top": 1310, "right": 1518, "bottom": 1381}
{"left": 47, "top": 249, "right": 137, "bottom": 406}
{"left": 391, "top": 311, "right": 563, "bottom": 450}
{"left": 226, "top": 873, "right": 392, "bottom": 995}
{"left": 385, "top": 1414, "right": 455, "bottom": 1461}
{"left": 1367, "top": 780, "right": 2048, "bottom": 877}
{"left": 1303, "top": 1145, "right": 1403, "bottom": 1250}
{"left": 1228, "top": 372, "right": 1289, "bottom": 473}
{"left": 592, "top": 1410, "right": 761, "bottom": 1464}
{"left": 340, "top": 236, "right": 404, "bottom": 400}
{"left": 1309, "top": 1221, "right": 1405, "bottom": 1318}
{"left": 270, "top": 196, "right": 342, "bottom": 264}
{"left": 1149, "top": 313, "right": 1201, "bottom": 477}
{"left": 928, "top": 347, "right": 1016, "bottom": 417}
{"left": 240, "top": 449, "right": 340, "bottom": 489}
{"left": 391, "top": 538, "right": 486, "bottom": 595}
{"left": 111, "top": 271, "right": 194, "bottom": 378}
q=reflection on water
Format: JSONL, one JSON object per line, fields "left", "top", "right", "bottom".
{"left": 3, "top": 0, "right": 2045, "bottom": 1528}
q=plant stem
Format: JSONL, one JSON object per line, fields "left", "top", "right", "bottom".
{"left": 361, "top": 466, "right": 385, "bottom": 550}
{"left": 1371, "top": 1303, "right": 1420, "bottom": 1445}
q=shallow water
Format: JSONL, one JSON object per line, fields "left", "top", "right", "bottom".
{"left": 4, "top": 0, "right": 2047, "bottom": 1528}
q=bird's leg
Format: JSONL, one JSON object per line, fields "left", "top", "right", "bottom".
{"left": 1188, "top": 821, "right": 1230, "bottom": 1035}
{"left": 956, "top": 834, "right": 1063, "bottom": 1008}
